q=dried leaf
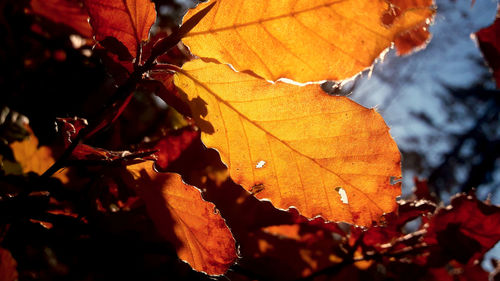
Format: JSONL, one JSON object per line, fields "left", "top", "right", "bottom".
{"left": 30, "top": 0, "right": 93, "bottom": 37}
{"left": 174, "top": 60, "right": 401, "bottom": 225}
{"left": 125, "top": 161, "right": 237, "bottom": 275}
{"left": 181, "top": 0, "right": 434, "bottom": 82}
{"left": 84, "top": 0, "right": 156, "bottom": 58}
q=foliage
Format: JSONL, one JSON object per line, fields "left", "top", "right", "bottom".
{"left": 0, "top": 0, "right": 499, "bottom": 280}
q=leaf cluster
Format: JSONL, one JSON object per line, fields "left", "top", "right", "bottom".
{"left": 1, "top": 0, "right": 499, "bottom": 280}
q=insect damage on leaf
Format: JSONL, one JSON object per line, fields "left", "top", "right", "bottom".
{"left": 174, "top": 60, "right": 401, "bottom": 226}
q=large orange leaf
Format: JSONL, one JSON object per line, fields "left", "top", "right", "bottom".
{"left": 174, "top": 60, "right": 401, "bottom": 226}
{"left": 181, "top": 0, "right": 434, "bottom": 82}
{"left": 125, "top": 161, "right": 237, "bottom": 275}
{"left": 84, "top": 0, "right": 156, "bottom": 58}
{"left": 30, "top": 0, "right": 93, "bottom": 38}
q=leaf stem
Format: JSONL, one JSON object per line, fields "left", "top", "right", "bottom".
{"left": 41, "top": 1, "right": 216, "bottom": 178}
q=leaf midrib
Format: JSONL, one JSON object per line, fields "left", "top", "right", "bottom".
{"left": 178, "top": 67, "right": 388, "bottom": 213}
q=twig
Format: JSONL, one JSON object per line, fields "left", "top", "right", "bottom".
{"left": 41, "top": 2, "right": 216, "bottom": 178}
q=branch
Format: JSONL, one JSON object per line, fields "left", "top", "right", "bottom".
{"left": 41, "top": 3, "right": 215, "bottom": 178}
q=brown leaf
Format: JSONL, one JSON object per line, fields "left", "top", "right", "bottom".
{"left": 84, "top": 0, "right": 157, "bottom": 58}
{"left": 125, "top": 161, "right": 237, "bottom": 275}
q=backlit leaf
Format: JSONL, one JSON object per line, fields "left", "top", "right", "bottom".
{"left": 125, "top": 161, "right": 237, "bottom": 275}
{"left": 10, "top": 126, "right": 69, "bottom": 183}
{"left": 30, "top": 0, "right": 93, "bottom": 38}
{"left": 476, "top": 9, "right": 500, "bottom": 88}
{"left": 84, "top": 0, "right": 156, "bottom": 58}
{"left": 174, "top": 60, "right": 401, "bottom": 225}
{"left": 181, "top": 0, "right": 434, "bottom": 82}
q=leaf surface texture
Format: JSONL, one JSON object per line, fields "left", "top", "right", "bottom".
{"left": 174, "top": 60, "right": 401, "bottom": 225}
{"left": 31, "top": 0, "right": 93, "bottom": 37}
{"left": 125, "top": 162, "right": 237, "bottom": 275}
{"left": 182, "top": 0, "right": 434, "bottom": 82}
{"left": 84, "top": 0, "right": 156, "bottom": 57}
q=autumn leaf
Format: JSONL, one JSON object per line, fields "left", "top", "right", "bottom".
{"left": 174, "top": 60, "right": 401, "bottom": 226}
{"left": 423, "top": 192, "right": 500, "bottom": 265}
{"left": 476, "top": 9, "right": 500, "bottom": 88}
{"left": 10, "top": 126, "right": 69, "bottom": 183}
{"left": 181, "top": 0, "right": 434, "bottom": 82}
{"left": 30, "top": 0, "right": 93, "bottom": 38}
{"left": 84, "top": 0, "right": 156, "bottom": 58}
{"left": 125, "top": 161, "right": 237, "bottom": 275}
{"left": 152, "top": 127, "right": 199, "bottom": 171}
{"left": 0, "top": 248, "right": 18, "bottom": 281}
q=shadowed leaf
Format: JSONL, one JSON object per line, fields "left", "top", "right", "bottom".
{"left": 125, "top": 161, "right": 237, "bottom": 275}
{"left": 423, "top": 192, "right": 500, "bottom": 265}
{"left": 84, "top": 0, "right": 156, "bottom": 58}
{"left": 476, "top": 9, "right": 500, "bottom": 88}
{"left": 0, "top": 248, "right": 17, "bottom": 281}
{"left": 10, "top": 125, "right": 69, "bottom": 183}
{"left": 30, "top": 0, "right": 93, "bottom": 37}
{"left": 152, "top": 127, "right": 199, "bottom": 171}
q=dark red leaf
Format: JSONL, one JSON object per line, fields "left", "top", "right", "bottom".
{"left": 423, "top": 192, "right": 500, "bottom": 265}
{"left": 152, "top": 127, "right": 199, "bottom": 171}
{"left": 30, "top": 0, "right": 93, "bottom": 38}
{"left": 476, "top": 11, "right": 500, "bottom": 88}
{"left": 55, "top": 117, "right": 155, "bottom": 164}
{"left": 141, "top": 74, "right": 192, "bottom": 117}
{"left": 413, "top": 177, "right": 438, "bottom": 203}
{"left": 99, "top": 36, "right": 134, "bottom": 61}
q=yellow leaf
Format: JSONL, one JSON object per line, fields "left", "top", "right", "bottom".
{"left": 10, "top": 126, "right": 69, "bottom": 183}
{"left": 174, "top": 60, "right": 401, "bottom": 226}
{"left": 125, "top": 161, "right": 237, "bottom": 275}
{"left": 181, "top": 0, "right": 434, "bottom": 82}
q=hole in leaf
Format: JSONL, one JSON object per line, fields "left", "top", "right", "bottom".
{"left": 335, "top": 187, "right": 349, "bottom": 204}
{"left": 255, "top": 160, "right": 266, "bottom": 168}
{"left": 403, "top": 217, "right": 422, "bottom": 234}
{"left": 390, "top": 176, "right": 402, "bottom": 185}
